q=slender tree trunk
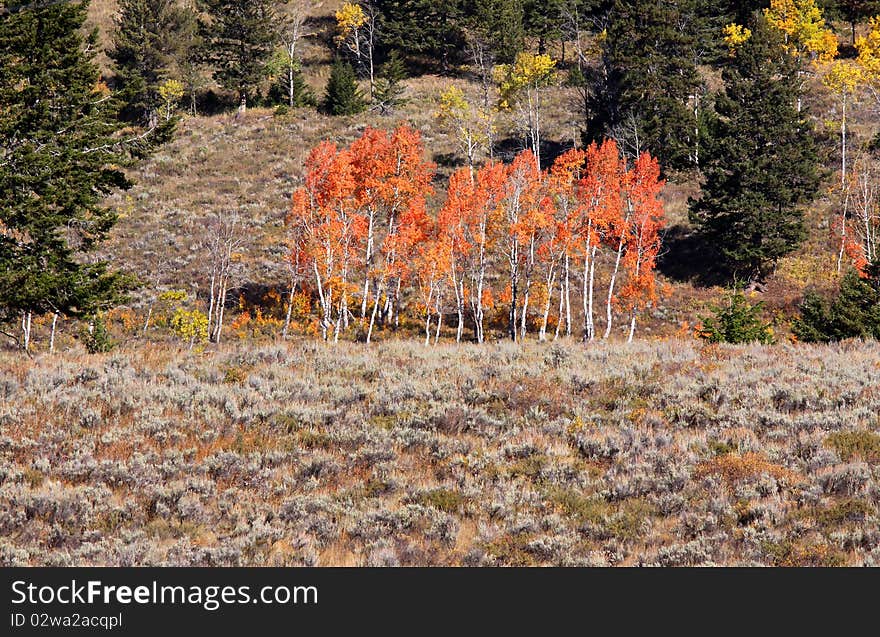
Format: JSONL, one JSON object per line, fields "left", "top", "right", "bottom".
{"left": 841, "top": 92, "right": 847, "bottom": 187}
{"left": 207, "top": 270, "right": 217, "bottom": 339}
{"left": 434, "top": 308, "right": 442, "bottom": 345}
{"left": 21, "top": 312, "right": 31, "bottom": 353}
{"left": 49, "top": 312, "right": 58, "bottom": 354}
{"left": 539, "top": 265, "right": 556, "bottom": 341}
{"left": 554, "top": 278, "right": 564, "bottom": 340}
{"left": 838, "top": 183, "right": 851, "bottom": 274}
{"left": 587, "top": 246, "right": 597, "bottom": 341}
{"left": 282, "top": 280, "right": 296, "bottom": 339}
{"left": 215, "top": 277, "right": 227, "bottom": 344}
{"left": 143, "top": 304, "right": 154, "bottom": 337}
{"left": 367, "top": 277, "right": 385, "bottom": 344}
{"left": 564, "top": 254, "right": 572, "bottom": 337}
{"left": 604, "top": 235, "right": 625, "bottom": 339}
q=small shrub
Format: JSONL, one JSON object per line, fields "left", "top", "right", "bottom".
{"left": 322, "top": 58, "right": 365, "bottom": 116}
{"left": 825, "top": 430, "right": 880, "bottom": 462}
{"left": 697, "top": 289, "right": 774, "bottom": 344}
{"left": 82, "top": 315, "right": 115, "bottom": 353}
{"left": 793, "top": 264, "right": 880, "bottom": 342}
{"left": 415, "top": 488, "right": 468, "bottom": 514}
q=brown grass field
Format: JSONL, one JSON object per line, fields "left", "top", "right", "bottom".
{"left": 1, "top": 339, "right": 879, "bottom": 566}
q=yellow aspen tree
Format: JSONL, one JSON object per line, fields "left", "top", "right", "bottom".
{"left": 764, "top": 0, "right": 838, "bottom": 110}
{"left": 822, "top": 61, "right": 863, "bottom": 186}
{"left": 495, "top": 52, "right": 556, "bottom": 171}
{"left": 335, "top": 2, "right": 376, "bottom": 100}
{"left": 436, "top": 86, "right": 493, "bottom": 177}
{"left": 856, "top": 16, "right": 880, "bottom": 102}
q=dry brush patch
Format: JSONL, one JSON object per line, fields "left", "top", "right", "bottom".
{"left": 1, "top": 339, "right": 879, "bottom": 566}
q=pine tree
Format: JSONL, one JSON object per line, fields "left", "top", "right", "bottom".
{"left": 524, "top": 0, "right": 563, "bottom": 54}
{"left": 471, "top": 0, "right": 526, "bottom": 63}
{"left": 109, "top": 0, "right": 198, "bottom": 126}
{"left": 199, "top": 0, "right": 278, "bottom": 111}
{"left": 585, "top": 0, "right": 704, "bottom": 170}
{"left": 793, "top": 262, "right": 880, "bottom": 341}
{"left": 825, "top": 0, "right": 880, "bottom": 44}
{"left": 373, "top": 50, "right": 407, "bottom": 113}
{"left": 0, "top": 1, "right": 137, "bottom": 350}
{"left": 373, "top": 0, "right": 466, "bottom": 70}
{"left": 697, "top": 288, "right": 775, "bottom": 344}
{"left": 689, "top": 15, "right": 821, "bottom": 282}
{"left": 322, "top": 58, "right": 366, "bottom": 115}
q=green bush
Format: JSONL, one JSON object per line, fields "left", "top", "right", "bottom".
{"left": 322, "top": 58, "right": 365, "bottom": 116}
{"left": 793, "top": 262, "right": 880, "bottom": 342}
{"left": 697, "top": 289, "right": 774, "bottom": 344}
{"left": 82, "top": 314, "right": 115, "bottom": 353}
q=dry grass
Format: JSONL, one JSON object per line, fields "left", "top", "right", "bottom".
{"left": 1, "top": 338, "right": 878, "bottom": 566}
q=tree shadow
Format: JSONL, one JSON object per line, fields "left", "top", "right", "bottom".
{"left": 493, "top": 136, "right": 575, "bottom": 168}
{"left": 657, "top": 224, "right": 728, "bottom": 287}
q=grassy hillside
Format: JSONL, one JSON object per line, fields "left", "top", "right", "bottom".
{"left": 76, "top": 1, "right": 872, "bottom": 350}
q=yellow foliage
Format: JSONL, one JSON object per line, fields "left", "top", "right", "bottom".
{"left": 335, "top": 2, "right": 367, "bottom": 43}
{"left": 764, "top": 0, "right": 838, "bottom": 64}
{"left": 494, "top": 52, "right": 556, "bottom": 110}
{"left": 170, "top": 308, "right": 209, "bottom": 347}
{"left": 856, "top": 16, "right": 880, "bottom": 83}
{"left": 158, "top": 79, "right": 185, "bottom": 120}
{"left": 822, "top": 59, "right": 863, "bottom": 95}
{"left": 723, "top": 23, "right": 752, "bottom": 52}
{"left": 436, "top": 86, "right": 492, "bottom": 156}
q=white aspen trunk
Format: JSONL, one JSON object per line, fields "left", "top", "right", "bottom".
{"left": 282, "top": 280, "right": 296, "bottom": 339}
{"left": 456, "top": 279, "right": 464, "bottom": 343}
{"left": 368, "top": 27, "right": 375, "bottom": 102}
{"left": 367, "top": 277, "right": 385, "bottom": 344}
{"left": 587, "top": 245, "right": 597, "bottom": 341}
{"left": 604, "top": 234, "right": 626, "bottom": 340}
{"left": 207, "top": 270, "right": 217, "bottom": 338}
{"left": 564, "top": 254, "right": 572, "bottom": 337}
{"left": 393, "top": 278, "right": 402, "bottom": 329}
{"left": 451, "top": 261, "right": 464, "bottom": 343}
{"left": 626, "top": 246, "right": 643, "bottom": 343}
{"left": 434, "top": 291, "right": 443, "bottom": 345}
{"left": 361, "top": 211, "right": 375, "bottom": 319}
{"left": 554, "top": 278, "right": 564, "bottom": 340}
{"left": 143, "top": 304, "right": 154, "bottom": 337}
{"left": 50, "top": 312, "right": 58, "bottom": 354}
{"left": 838, "top": 187, "right": 851, "bottom": 274}
{"left": 215, "top": 277, "right": 227, "bottom": 344}
{"left": 539, "top": 265, "right": 556, "bottom": 341}
{"left": 22, "top": 312, "right": 31, "bottom": 353}
{"left": 841, "top": 92, "right": 847, "bottom": 187}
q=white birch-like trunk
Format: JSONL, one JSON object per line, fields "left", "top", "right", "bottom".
{"left": 50, "top": 312, "right": 58, "bottom": 354}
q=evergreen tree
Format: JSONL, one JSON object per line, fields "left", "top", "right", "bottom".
{"left": 373, "top": 0, "right": 466, "bottom": 71}
{"left": 585, "top": 0, "right": 704, "bottom": 170}
{"left": 697, "top": 288, "right": 775, "bottom": 344}
{"left": 0, "top": 1, "right": 137, "bottom": 349}
{"left": 322, "top": 58, "right": 366, "bottom": 115}
{"left": 199, "top": 0, "right": 278, "bottom": 111}
{"left": 823, "top": 0, "right": 880, "bottom": 44}
{"left": 524, "top": 0, "right": 563, "bottom": 54}
{"left": 689, "top": 16, "right": 821, "bottom": 282}
{"left": 267, "top": 53, "right": 315, "bottom": 108}
{"left": 793, "top": 263, "right": 880, "bottom": 341}
{"left": 373, "top": 50, "right": 408, "bottom": 113}
{"left": 471, "top": 0, "right": 526, "bottom": 63}
{"left": 109, "top": 0, "right": 198, "bottom": 126}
